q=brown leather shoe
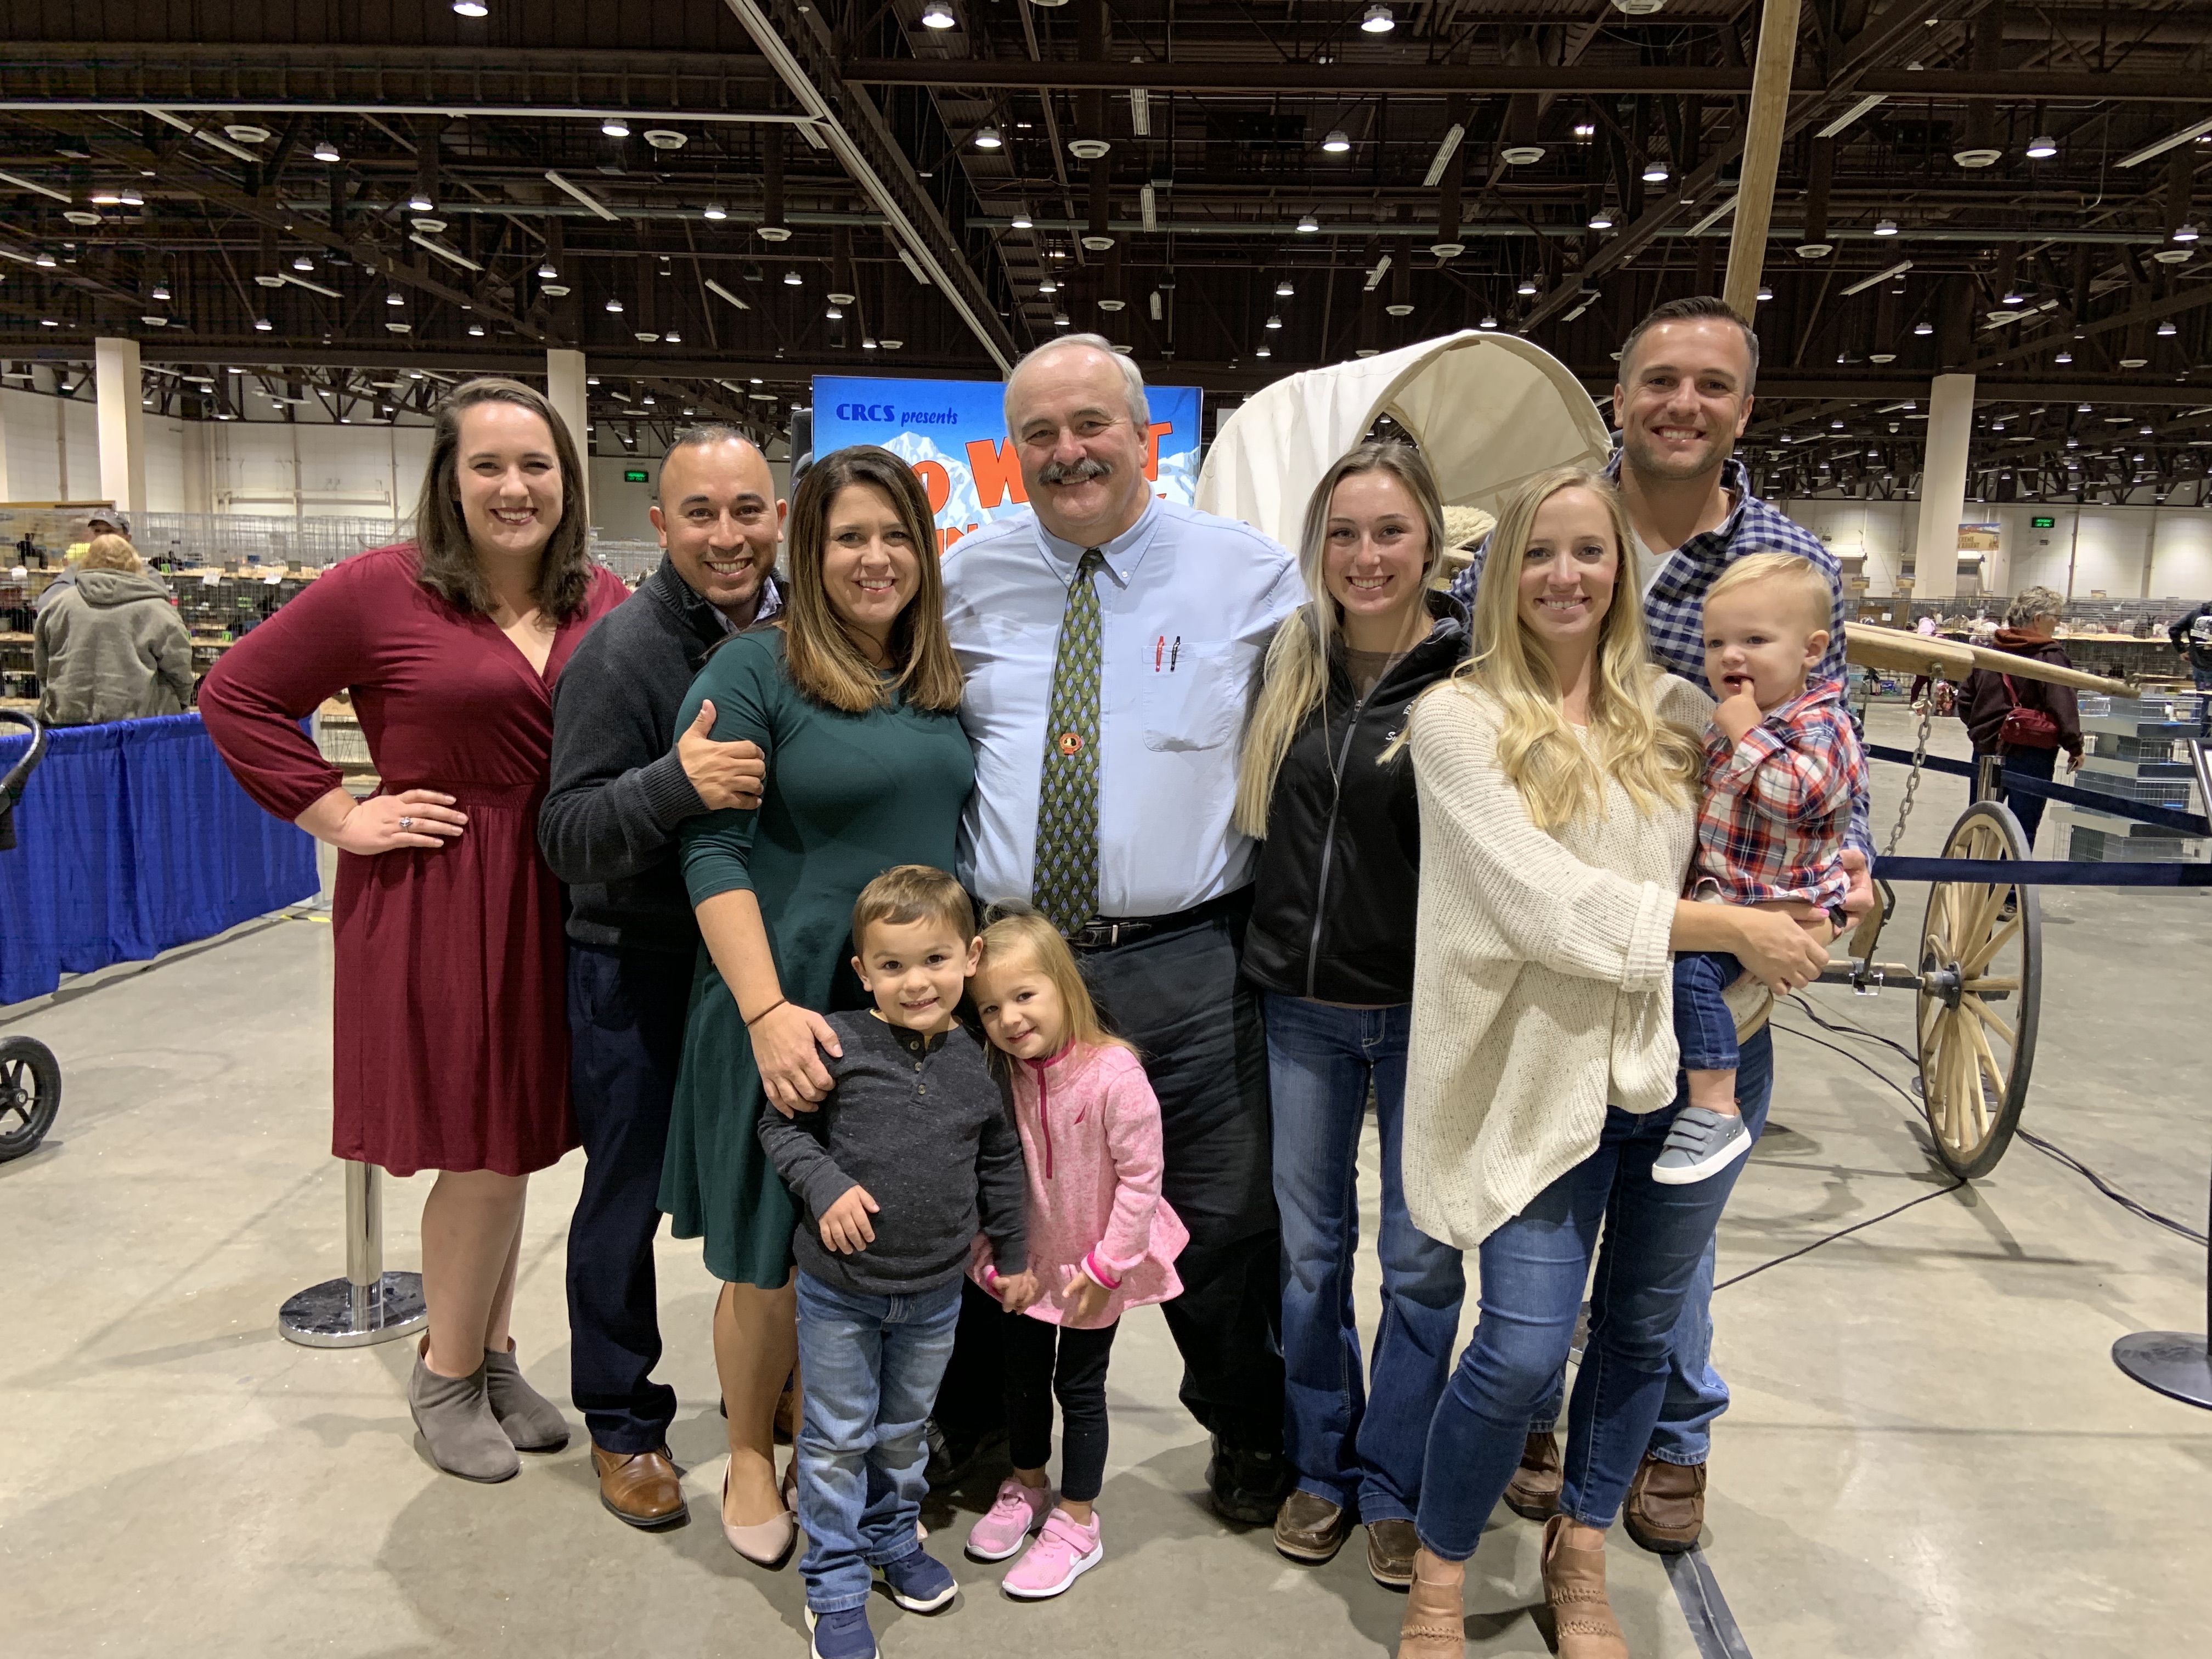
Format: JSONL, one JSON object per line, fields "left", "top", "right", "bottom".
{"left": 594, "top": 1444, "right": 687, "bottom": 1530}
{"left": 1539, "top": 1515, "right": 1627, "bottom": 1659}
{"left": 1272, "top": 1487, "right": 1348, "bottom": 1564}
{"left": 1502, "top": 1429, "right": 1562, "bottom": 1521}
{"left": 1622, "top": 1454, "right": 1705, "bottom": 1555}
{"left": 1396, "top": 1548, "right": 1465, "bottom": 1659}
{"left": 1366, "top": 1517, "right": 1418, "bottom": 1589}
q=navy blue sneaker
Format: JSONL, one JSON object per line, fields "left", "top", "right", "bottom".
{"left": 872, "top": 1544, "right": 958, "bottom": 1612}
{"left": 805, "top": 1606, "right": 876, "bottom": 1659}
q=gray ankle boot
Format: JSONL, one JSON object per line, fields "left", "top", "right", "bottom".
{"left": 482, "top": 1346, "right": 570, "bottom": 1452}
{"left": 409, "top": 1351, "right": 521, "bottom": 1483}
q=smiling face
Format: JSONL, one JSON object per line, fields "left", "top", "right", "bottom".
{"left": 1322, "top": 467, "right": 1431, "bottom": 642}
{"left": 820, "top": 481, "right": 922, "bottom": 654}
{"left": 454, "top": 399, "right": 564, "bottom": 565}
{"left": 1516, "top": 486, "right": 1620, "bottom": 657}
{"left": 652, "top": 438, "right": 785, "bottom": 620}
{"left": 1701, "top": 581, "right": 1829, "bottom": 710}
{"left": 853, "top": 915, "right": 981, "bottom": 1036}
{"left": 972, "top": 945, "right": 1070, "bottom": 1062}
{"left": 1007, "top": 345, "right": 1153, "bottom": 548}
{"left": 1612, "top": 318, "right": 1756, "bottom": 487}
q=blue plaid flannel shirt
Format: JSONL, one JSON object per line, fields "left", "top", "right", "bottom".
{"left": 1447, "top": 454, "right": 1870, "bottom": 855}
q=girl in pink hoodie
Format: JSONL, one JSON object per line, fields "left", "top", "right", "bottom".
{"left": 964, "top": 909, "right": 1189, "bottom": 1600}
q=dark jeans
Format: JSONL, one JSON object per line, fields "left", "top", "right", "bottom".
{"left": 1999, "top": 744, "right": 2060, "bottom": 850}
{"left": 1416, "top": 1077, "right": 1760, "bottom": 1560}
{"left": 1672, "top": 952, "right": 1745, "bottom": 1074}
{"left": 565, "top": 944, "right": 690, "bottom": 1453}
{"left": 1528, "top": 1024, "right": 1773, "bottom": 1465}
{"left": 1266, "top": 995, "right": 1464, "bottom": 1524}
{"left": 1076, "top": 906, "right": 1283, "bottom": 1451}
{"left": 1003, "top": 1314, "right": 1120, "bottom": 1503}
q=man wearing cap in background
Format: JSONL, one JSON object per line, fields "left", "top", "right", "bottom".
{"left": 35, "top": 509, "right": 131, "bottom": 615}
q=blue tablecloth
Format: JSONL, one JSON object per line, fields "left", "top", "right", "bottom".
{"left": 0, "top": 712, "right": 318, "bottom": 1005}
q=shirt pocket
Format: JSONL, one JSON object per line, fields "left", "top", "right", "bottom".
{"left": 1142, "top": 640, "right": 1256, "bottom": 753}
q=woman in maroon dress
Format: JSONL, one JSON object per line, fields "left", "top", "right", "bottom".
{"left": 201, "top": 379, "right": 627, "bottom": 1482}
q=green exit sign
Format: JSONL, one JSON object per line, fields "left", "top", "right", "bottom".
{"left": 2032, "top": 515, "right": 2056, "bottom": 528}
{"left": 623, "top": 468, "right": 649, "bottom": 483}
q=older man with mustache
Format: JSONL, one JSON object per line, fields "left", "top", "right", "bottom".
{"left": 938, "top": 336, "right": 1302, "bottom": 1524}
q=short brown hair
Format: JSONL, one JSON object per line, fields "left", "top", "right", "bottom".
{"left": 81, "top": 533, "right": 142, "bottom": 573}
{"left": 781, "top": 445, "right": 964, "bottom": 715}
{"left": 851, "top": 865, "right": 975, "bottom": 954}
{"left": 1618, "top": 295, "right": 1761, "bottom": 390}
{"left": 411, "top": 377, "right": 596, "bottom": 621}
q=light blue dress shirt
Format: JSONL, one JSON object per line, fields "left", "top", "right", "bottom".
{"left": 943, "top": 496, "right": 1301, "bottom": 918}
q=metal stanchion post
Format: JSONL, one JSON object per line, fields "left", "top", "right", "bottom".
{"left": 2111, "top": 737, "right": 2212, "bottom": 1408}
{"left": 278, "top": 1159, "right": 428, "bottom": 1348}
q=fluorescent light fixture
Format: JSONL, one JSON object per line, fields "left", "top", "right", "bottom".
{"left": 1150, "top": 291, "right": 1163, "bottom": 320}
{"left": 1322, "top": 129, "right": 1352, "bottom": 154}
{"left": 1421, "top": 123, "right": 1465, "bottom": 188}
{"left": 1130, "top": 86, "right": 1150, "bottom": 138}
{"left": 411, "top": 232, "right": 484, "bottom": 271}
{"left": 704, "top": 277, "right": 752, "bottom": 311}
{"left": 1360, "top": 4, "right": 1395, "bottom": 32}
{"left": 1815, "top": 94, "right": 1886, "bottom": 140}
{"left": 0, "top": 168, "right": 72, "bottom": 204}
{"left": 1363, "top": 253, "right": 1392, "bottom": 291}
{"left": 1139, "top": 184, "right": 1156, "bottom": 232}
{"left": 545, "top": 170, "right": 620, "bottom": 221}
{"left": 973, "top": 125, "right": 1002, "bottom": 149}
{"left": 2118, "top": 117, "right": 2212, "bottom": 170}
{"left": 284, "top": 273, "right": 341, "bottom": 298}
{"left": 1689, "top": 193, "right": 1738, "bottom": 235}
{"left": 1841, "top": 259, "right": 1911, "bottom": 297}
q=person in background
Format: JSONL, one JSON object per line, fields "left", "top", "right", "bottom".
{"left": 2166, "top": 596, "right": 2212, "bottom": 736}
{"left": 1447, "top": 292, "right": 1869, "bottom": 1556}
{"left": 661, "top": 445, "right": 974, "bottom": 1572}
{"left": 538, "top": 425, "right": 780, "bottom": 1530}
{"left": 1234, "top": 440, "right": 1469, "bottom": 1587}
{"left": 1957, "top": 585, "right": 2083, "bottom": 851}
{"left": 201, "top": 378, "right": 627, "bottom": 1483}
{"left": 1908, "top": 612, "right": 1942, "bottom": 710}
{"left": 34, "top": 509, "right": 131, "bottom": 616}
{"left": 939, "top": 334, "right": 1302, "bottom": 1524}
{"left": 32, "top": 533, "right": 194, "bottom": 726}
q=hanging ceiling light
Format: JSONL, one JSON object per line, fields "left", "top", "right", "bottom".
{"left": 312, "top": 138, "right": 341, "bottom": 163}
{"left": 292, "top": 253, "right": 314, "bottom": 271}
{"left": 385, "top": 290, "right": 405, "bottom": 306}
{"left": 1010, "top": 206, "right": 1033, "bottom": 229}
{"left": 1756, "top": 283, "right": 1774, "bottom": 301}
{"left": 467, "top": 321, "right": 486, "bottom": 336}
{"left": 1053, "top": 312, "right": 1071, "bottom": 328}
{"left": 453, "top": 1, "right": 489, "bottom": 15}
{"left": 1517, "top": 275, "right": 1537, "bottom": 296}
{"left": 1641, "top": 161, "right": 1669, "bottom": 183}
{"left": 1588, "top": 205, "right": 1615, "bottom": 230}
{"left": 664, "top": 329, "right": 682, "bottom": 343}
{"left": 2002, "top": 287, "right": 2025, "bottom": 306}
{"left": 973, "top": 125, "right": 1003, "bottom": 149}
{"left": 2174, "top": 223, "right": 2202, "bottom": 244}
{"left": 784, "top": 269, "right": 804, "bottom": 285}
{"left": 1265, "top": 314, "right": 1283, "bottom": 330}
{"left": 1360, "top": 4, "right": 1395, "bottom": 32}
{"left": 825, "top": 304, "right": 844, "bottom": 320}
{"left": 1296, "top": 213, "right": 1320, "bottom": 233}
{"left": 1873, "top": 218, "right": 1899, "bottom": 237}
{"left": 2055, "top": 349, "right": 2073, "bottom": 364}
{"left": 1572, "top": 122, "right": 1596, "bottom": 139}
{"left": 1321, "top": 129, "right": 1352, "bottom": 154}
{"left": 253, "top": 317, "right": 273, "bottom": 331}
{"left": 605, "top": 296, "right": 624, "bottom": 312}
{"left": 601, "top": 117, "right": 630, "bottom": 138}
{"left": 538, "top": 261, "right": 558, "bottom": 280}
{"left": 2158, "top": 319, "right": 2180, "bottom": 336}
{"left": 921, "top": 0, "right": 956, "bottom": 25}
{"left": 2025, "top": 134, "right": 2058, "bottom": 159}
{"left": 1276, "top": 279, "right": 1295, "bottom": 297}
{"left": 702, "top": 203, "right": 727, "bottom": 221}
{"left": 1479, "top": 314, "right": 1498, "bottom": 330}
{"left": 150, "top": 281, "right": 170, "bottom": 300}
{"left": 1914, "top": 319, "right": 1934, "bottom": 334}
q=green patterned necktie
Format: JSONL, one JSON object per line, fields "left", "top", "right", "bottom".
{"left": 1032, "top": 548, "right": 1108, "bottom": 935}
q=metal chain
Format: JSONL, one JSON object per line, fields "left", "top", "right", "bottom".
{"left": 1883, "top": 696, "right": 1937, "bottom": 856}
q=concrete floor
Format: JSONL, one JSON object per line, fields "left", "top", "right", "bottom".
{"left": 3, "top": 704, "right": 2208, "bottom": 1658}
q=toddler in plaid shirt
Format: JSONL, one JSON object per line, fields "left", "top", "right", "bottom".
{"left": 1656, "top": 552, "right": 1866, "bottom": 1186}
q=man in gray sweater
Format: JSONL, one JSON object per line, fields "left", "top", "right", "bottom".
{"left": 538, "top": 425, "right": 778, "bottom": 1528}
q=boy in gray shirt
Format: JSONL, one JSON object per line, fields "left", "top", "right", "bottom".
{"left": 759, "top": 865, "right": 1031, "bottom": 1658}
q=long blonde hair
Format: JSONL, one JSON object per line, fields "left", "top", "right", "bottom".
{"left": 1232, "top": 440, "right": 1447, "bottom": 837}
{"left": 974, "top": 905, "right": 1134, "bottom": 1076}
{"left": 1446, "top": 466, "right": 1701, "bottom": 831}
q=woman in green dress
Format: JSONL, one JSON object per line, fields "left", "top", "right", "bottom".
{"left": 660, "top": 445, "right": 973, "bottom": 1564}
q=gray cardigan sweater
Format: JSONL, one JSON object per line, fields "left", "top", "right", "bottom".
{"left": 540, "top": 559, "right": 780, "bottom": 954}
{"left": 759, "top": 1012, "right": 1029, "bottom": 1298}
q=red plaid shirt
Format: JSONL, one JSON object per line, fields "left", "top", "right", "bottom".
{"left": 1692, "top": 679, "right": 1864, "bottom": 914}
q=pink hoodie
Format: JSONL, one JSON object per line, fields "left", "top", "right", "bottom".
{"left": 972, "top": 1041, "right": 1188, "bottom": 1329}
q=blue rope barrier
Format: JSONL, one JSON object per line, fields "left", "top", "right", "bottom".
{"left": 1863, "top": 742, "right": 2212, "bottom": 838}
{"left": 1873, "top": 856, "right": 2212, "bottom": 887}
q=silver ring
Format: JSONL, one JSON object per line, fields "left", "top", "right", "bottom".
{"left": 398, "top": 816, "right": 413, "bottom": 831}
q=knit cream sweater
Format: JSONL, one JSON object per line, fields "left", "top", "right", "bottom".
{"left": 1404, "top": 670, "right": 1716, "bottom": 1249}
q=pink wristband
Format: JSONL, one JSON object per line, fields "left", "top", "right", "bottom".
{"left": 979, "top": 1263, "right": 1001, "bottom": 1289}
{"left": 1081, "top": 1250, "right": 1122, "bottom": 1291}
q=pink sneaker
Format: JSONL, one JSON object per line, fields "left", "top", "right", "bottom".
{"left": 965, "top": 1478, "right": 1052, "bottom": 1562}
{"left": 1002, "top": 1509, "right": 1103, "bottom": 1600}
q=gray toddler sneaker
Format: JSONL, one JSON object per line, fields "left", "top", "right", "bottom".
{"left": 1652, "top": 1107, "right": 1752, "bottom": 1186}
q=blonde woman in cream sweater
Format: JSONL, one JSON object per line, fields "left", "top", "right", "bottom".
{"left": 1392, "top": 468, "right": 1829, "bottom": 1659}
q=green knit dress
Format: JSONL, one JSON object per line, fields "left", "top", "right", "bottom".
{"left": 658, "top": 628, "right": 976, "bottom": 1286}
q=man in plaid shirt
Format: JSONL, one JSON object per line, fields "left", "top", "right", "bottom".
{"left": 1450, "top": 296, "right": 1872, "bottom": 1556}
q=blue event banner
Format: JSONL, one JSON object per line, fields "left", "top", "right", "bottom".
{"left": 811, "top": 375, "right": 1202, "bottom": 553}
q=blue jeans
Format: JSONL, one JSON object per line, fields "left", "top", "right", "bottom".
{"left": 1266, "top": 995, "right": 1466, "bottom": 1523}
{"left": 1417, "top": 1053, "right": 1765, "bottom": 1559}
{"left": 1527, "top": 1026, "right": 1773, "bottom": 1464}
{"left": 2000, "top": 744, "right": 2060, "bottom": 850}
{"left": 792, "top": 1272, "right": 963, "bottom": 1612}
{"left": 1671, "top": 951, "right": 1743, "bottom": 1074}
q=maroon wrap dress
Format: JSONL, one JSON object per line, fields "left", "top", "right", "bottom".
{"left": 200, "top": 544, "right": 627, "bottom": 1176}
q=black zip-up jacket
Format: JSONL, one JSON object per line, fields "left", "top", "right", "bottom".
{"left": 2170, "top": 602, "right": 2212, "bottom": 675}
{"left": 540, "top": 558, "right": 779, "bottom": 954}
{"left": 1243, "top": 591, "right": 1471, "bottom": 1006}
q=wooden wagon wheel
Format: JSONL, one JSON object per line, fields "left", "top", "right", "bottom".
{"left": 1914, "top": 801, "right": 2042, "bottom": 1179}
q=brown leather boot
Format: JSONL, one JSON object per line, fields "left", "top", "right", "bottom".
{"left": 1395, "top": 1548, "right": 1465, "bottom": 1659}
{"left": 1622, "top": 1454, "right": 1706, "bottom": 1555}
{"left": 1539, "top": 1515, "right": 1627, "bottom": 1659}
{"left": 1502, "top": 1429, "right": 1562, "bottom": 1521}
{"left": 593, "top": 1444, "right": 687, "bottom": 1529}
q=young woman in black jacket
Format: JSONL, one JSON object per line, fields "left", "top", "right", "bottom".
{"left": 1234, "top": 439, "right": 1470, "bottom": 1587}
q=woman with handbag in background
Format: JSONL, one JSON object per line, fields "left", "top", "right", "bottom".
{"left": 1956, "top": 585, "right": 2083, "bottom": 853}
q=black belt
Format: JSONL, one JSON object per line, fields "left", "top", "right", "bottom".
{"left": 1066, "top": 888, "right": 1246, "bottom": 952}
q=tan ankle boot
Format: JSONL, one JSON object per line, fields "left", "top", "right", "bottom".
{"left": 1541, "top": 1515, "right": 1628, "bottom": 1659}
{"left": 1396, "top": 1547, "right": 1465, "bottom": 1659}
